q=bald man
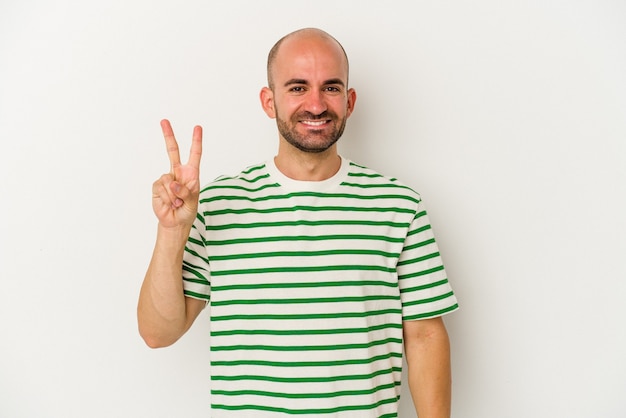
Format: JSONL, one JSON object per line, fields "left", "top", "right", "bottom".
{"left": 138, "top": 28, "right": 458, "bottom": 418}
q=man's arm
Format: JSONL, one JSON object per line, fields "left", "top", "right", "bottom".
{"left": 138, "top": 226, "right": 206, "bottom": 348}
{"left": 137, "top": 120, "right": 205, "bottom": 348}
{"left": 403, "top": 316, "right": 452, "bottom": 418}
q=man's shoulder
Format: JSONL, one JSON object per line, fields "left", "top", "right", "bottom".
{"left": 345, "top": 159, "right": 422, "bottom": 201}
{"left": 199, "top": 161, "right": 272, "bottom": 194}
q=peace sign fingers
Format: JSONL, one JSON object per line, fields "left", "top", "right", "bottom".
{"left": 154, "top": 119, "right": 203, "bottom": 229}
{"left": 160, "top": 119, "right": 203, "bottom": 175}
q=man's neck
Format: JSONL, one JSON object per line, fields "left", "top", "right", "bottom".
{"left": 274, "top": 143, "right": 341, "bottom": 181}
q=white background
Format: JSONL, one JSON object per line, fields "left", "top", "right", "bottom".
{"left": 1, "top": 1, "right": 625, "bottom": 417}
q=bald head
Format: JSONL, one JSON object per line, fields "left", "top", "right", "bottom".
{"left": 266, "top": 28, "right": 349, "bottom": 90}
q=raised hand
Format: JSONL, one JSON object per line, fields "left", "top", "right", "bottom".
{"left": 152, "top": 119, "right": 203, "bottom": 229}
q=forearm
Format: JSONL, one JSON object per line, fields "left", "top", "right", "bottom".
{"left": 404, "top": 318, "right": 452, "bottom": 418}
{"left": 138, "top": 225, "right": 192, "bottom": 347}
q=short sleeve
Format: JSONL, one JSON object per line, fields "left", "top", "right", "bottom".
{"left": 182, "top": 211, "right": 211, "bottom": 302}
{"left": 397, "top": 200, "right": 459, "bottom": 320}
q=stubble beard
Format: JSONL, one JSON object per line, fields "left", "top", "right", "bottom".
{"left": 276, "top": 110, "right": 347, "bottom": 154}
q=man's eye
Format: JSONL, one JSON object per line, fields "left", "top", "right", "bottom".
{"left": 290, "top": 86, "right": 305, "bottom": 92}
{"left": 325, "top": 86, "right": 341, "bottom": 92}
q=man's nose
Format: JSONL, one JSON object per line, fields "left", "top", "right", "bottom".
{"left": 303, "top": 90, "right": 327, "bottom": 115}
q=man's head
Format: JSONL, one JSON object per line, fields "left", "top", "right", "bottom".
{"left": 266, "top": 28, "right": 350, "bottom": 90}
{"left": 260, "top": 28, "right": 356, "bottom": 154}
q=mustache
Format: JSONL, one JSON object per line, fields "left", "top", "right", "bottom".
{"left": 296, "top": 111, "right": 335, "bottom": 120}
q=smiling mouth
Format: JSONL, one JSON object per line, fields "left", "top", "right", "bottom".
{"left": 301, "top": 120, "right": 329, "bottom": 127}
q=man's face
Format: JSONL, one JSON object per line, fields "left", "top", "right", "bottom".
{"left": 263, "top": 36, "right": 356, "bottom": 153}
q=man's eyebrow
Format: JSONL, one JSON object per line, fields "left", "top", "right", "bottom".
{"left": 284, "top": 79, "right": 308, "bottom": 87}
{"left": 283, "top": 78, "right": 346, "bottom": 87}
{"left": 323, "top": 78, "right": 346, "bottom": 87}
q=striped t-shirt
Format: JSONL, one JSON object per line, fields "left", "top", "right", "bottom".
{"left": 182, "top": 156, "right": 458, "bottom": 417}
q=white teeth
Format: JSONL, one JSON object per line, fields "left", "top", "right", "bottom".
{"left": 303, "top": 120, "right": 326, "bottom": 126}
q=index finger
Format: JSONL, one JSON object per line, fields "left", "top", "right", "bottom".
{"left": 160, "top": 119, "right": 181, "bottom": 173}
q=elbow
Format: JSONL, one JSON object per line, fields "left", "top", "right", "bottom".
{"left": 137, "top": 306, "right": 183, "bottom": 348}
{"left": 136, "top": 296, "right": 202, "bottom": 349}
{"left": 138, "top": 320, "right": 180, "bottom": 348}
{"left": 139, "top": 329, "right": 177, "bottom": 349}
{"left": 143, "top": 339, "right": 171, "bottom": 349}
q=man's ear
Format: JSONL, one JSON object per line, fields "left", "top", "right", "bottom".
{"left": 260, "top": 87, "right": 276, "bottom": 118}
{"left": 346, "top": 88, "right": 357, "bottom": 118}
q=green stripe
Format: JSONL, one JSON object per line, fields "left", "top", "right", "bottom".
{"left": 203, "top": 182, "right": 280, "bottom": 194}
{"left": 212, "top": 279, "right": 397, "bottom": 292}
{"left": 182, "top": 277, "right": 208, "bottom": 286}
{"left": 211, "top": 163, "right": 266, "bottom": 180}
{"left": 206, "top": 219, "right": 410, "bottom": 231}
{"left": 201, "top": 191, "right": 420, "bottom": 205}
{"left": 211, "top": 382, "right": 397, "bottom": 399}
{"left": 183, "top": 248, "right": 208, "bottom": 264}
{"left": 403, "top": 238, "right": 436, "bottom": 251}
{"left": 181, "top": 258, "right": 207, "bottom": 272}
{"left": 195, "top": 212, "right": 205, "bottom": 224}
{"left": 340, "top": 181, "right": 414, "bottom": 192}
{"left": 212, "top": 367, "right": 401, "bottom": 383}
{"left": 211, "top": 308, "right": 402, "bottom": 322}
{"left": 210, "top": 249, "right": 399, "bottom": 262}
{"left": 202, "top": 171, "right": 272, "bottom": 189}
{"left": 413, "top": 210, "right": 427, "bottom": 220}
{"left": 211, "top": 322, "right": 402, "bottom": 337}
{"left": 211, "top": 294, "right": 400, "bottom": 307}
{"left": 213, "top": 172, "right": 270, "bottom": 184}
{"left": 205, "top": 205, "right": 415, "bottom": 216}
{"left": 182, "top": 290, "right": 210, "bottom": 300}
{"left": 400, "top": 278, "right": 449, "bottom": 294}
{"left": 211, "top": 337, "right": 403, "bottom": 352}
{"left": 398, "top": 265, "right": 445, "bottom": 280}
{"left": 211, "top": 352, "right": 402, "bottom": 368}
{"left": 207, "top": 234, "right": 405, "bottom": 246}
{"left": 403, "top": 303, "right": 459, "bottom": 320}
{"left": 346, "top": 171, "right": 384, "bottom": 179}
{"left": 181, "top": 265, "right": 208, "bottom": 281}
{"left": 396, "top": 251, "right": 440, "bottom": 266}
{"left": 407, "top": 224, "right": 431, "bottom": 236}
{"left": 211, "top": 264, "right": 396, "bottom": 277}
{"left": 402, "top": 291, "right": 455, "bottom": 307}
{"left": 186, "top": 235, "right": 203, "bottom": 246}
{"left": 211, "top": 396, "right": 397, "bottom": 414}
